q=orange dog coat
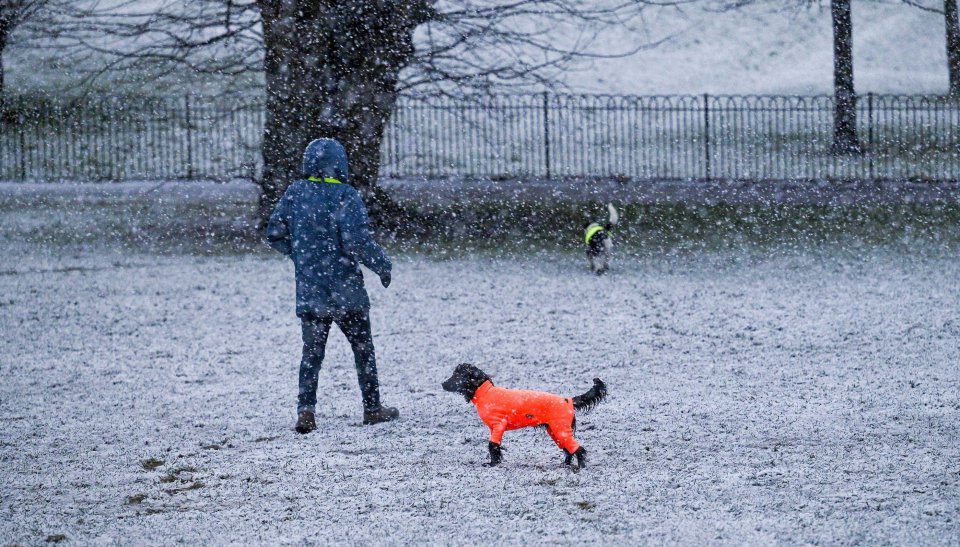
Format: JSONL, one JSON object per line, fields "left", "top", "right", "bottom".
{"left": 471, "top": 380, "right": 580, "bottom": 453}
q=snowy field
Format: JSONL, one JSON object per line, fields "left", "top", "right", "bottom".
{"left": 1, "top": 183, "right": 959, "bottom": 544}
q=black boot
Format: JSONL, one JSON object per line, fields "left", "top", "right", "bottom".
{"left": 362, "top": 405, "right": 399, "bottom": 425}
{"left": 295, "top": 411, "right": 316, "bottom": 434}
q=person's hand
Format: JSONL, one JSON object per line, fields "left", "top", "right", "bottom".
{"left": 380, "top": 270, "right": 391, "bottom": 288}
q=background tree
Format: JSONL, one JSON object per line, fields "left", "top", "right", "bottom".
{"left": 945, "top": 0, "right": 960, "bottom": 96}
{"left": 31, "top": 0, "right": 655, "bottom": 224}
{"left": 0, "top": 0, "right": 45, "bottom": 95}
{"left": 902, "top": 0, "right": 959, "bottom": 96}
{"left": 256, "top": 1, "right": 432, "bottom": 223}
{"left": 829, "top": 0, "right": 860, "bottom": 154}
{"left": 711, "top": 0, "right": 862, "bottom": 153}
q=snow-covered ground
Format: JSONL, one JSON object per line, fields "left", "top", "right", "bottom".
{"left": 1, "top": 183, "right": 959, "bottom": 543}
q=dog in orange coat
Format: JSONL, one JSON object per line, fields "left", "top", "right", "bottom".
{"left": 441, "top": 363, "right": 607, "bottom": 469}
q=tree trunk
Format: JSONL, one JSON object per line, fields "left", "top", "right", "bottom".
{"left": 947, "top": 0, "right": 960, "bottom": 96}
{"left": 256, "top": 0, "right": 430, "bottom": 227}
{"left": 0, "top": 25, "right": 8, "bottom": 98}
{"left": 830, "top": 0, "right": 861, "bottom": 155}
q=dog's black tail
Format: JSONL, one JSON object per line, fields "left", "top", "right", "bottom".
{"left": 573, "top": 378, "right": 607, "bottom": 413}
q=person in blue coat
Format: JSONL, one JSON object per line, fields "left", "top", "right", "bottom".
{"left": 266, "top": 138, "right": 399, "bottom": 433}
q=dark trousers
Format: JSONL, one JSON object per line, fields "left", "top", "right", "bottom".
{"left": 298, "top": 311, "right": 381, "bottom": 413}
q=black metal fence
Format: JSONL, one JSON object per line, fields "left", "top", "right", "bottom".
{"left": 1, "top": 93, "right": 958, "bottom": 182}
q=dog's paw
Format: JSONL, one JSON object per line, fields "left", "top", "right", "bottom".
{"left": 562, "top": 458, "right": 586, "bottom": 473}
{"left": 482, "top": 461, "right": 501, "bottom": 467}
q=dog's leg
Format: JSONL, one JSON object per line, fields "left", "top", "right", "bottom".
{"left": 484, "top": 441, "right": 503, "bottom": 467}
{"left": 573, "top": 447, "right": 587, "bottom": 469}
{"left": 551, "top": 424, "right": 580, "bottom": 467}
{"left": 484, "top": 424, "right": 506, "bottom": 467}
{"left": 597, "top": 254, "right": 609, "bottom": 275}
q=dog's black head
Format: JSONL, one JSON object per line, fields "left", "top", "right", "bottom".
{"left": 441, "top": 363, "right": 491, "bottom": 402}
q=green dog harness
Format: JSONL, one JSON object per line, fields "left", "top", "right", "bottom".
{"left": 584, "top": 223, "right": 604, "bottom": 245}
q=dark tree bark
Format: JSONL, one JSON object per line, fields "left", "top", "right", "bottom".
{"left": 0, "top": 32, "right": 6, "bottom": 95}
{"left": 1, "top": 5, "right": 16, "bottom": 96}
{"left": 256, "top": 1, "right": 431, "bottom": 224}
{"left": 946, "top": 0, "right": 960, "bottom": 96}
{"left": 0, "top": 1, "right": 48, "bottom": 96}
{"left": 830, "top": 0, "right": 861, "bottom": 154}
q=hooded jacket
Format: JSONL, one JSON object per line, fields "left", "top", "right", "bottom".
{"left": 265, "top": 138, "right": 391, "bottom": 317}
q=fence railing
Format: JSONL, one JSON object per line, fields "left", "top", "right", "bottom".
{"left": 1, "top": 93, "right": 958, "bottom": 182}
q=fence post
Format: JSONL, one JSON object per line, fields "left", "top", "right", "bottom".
{"left": 18, "top": 98, "right": 27, "bottom": 181}
{"left": 867, "top": 92, "right": 874, "bottom": 180}
{"left": 108, "top": 96, "right": 117, "bottom": 180}
{"left": 185, "top": 94, "right": 194, "bottom": 179}
{"left": 543, "top": 91, "right": 551, "bottom": 179}
{"left": 703, "top": 93, "right": 711, "bottom": 181}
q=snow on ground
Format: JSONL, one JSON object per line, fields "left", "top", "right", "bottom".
{"left": 384, "top": 177, "right": 960, "bottom": 208}
{"left": 1, "top": 183, "right": 959, "bottom": 544}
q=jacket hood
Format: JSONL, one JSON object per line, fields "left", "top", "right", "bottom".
{"left": 302, "top": 138, "right": 349, "bottom": 182}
